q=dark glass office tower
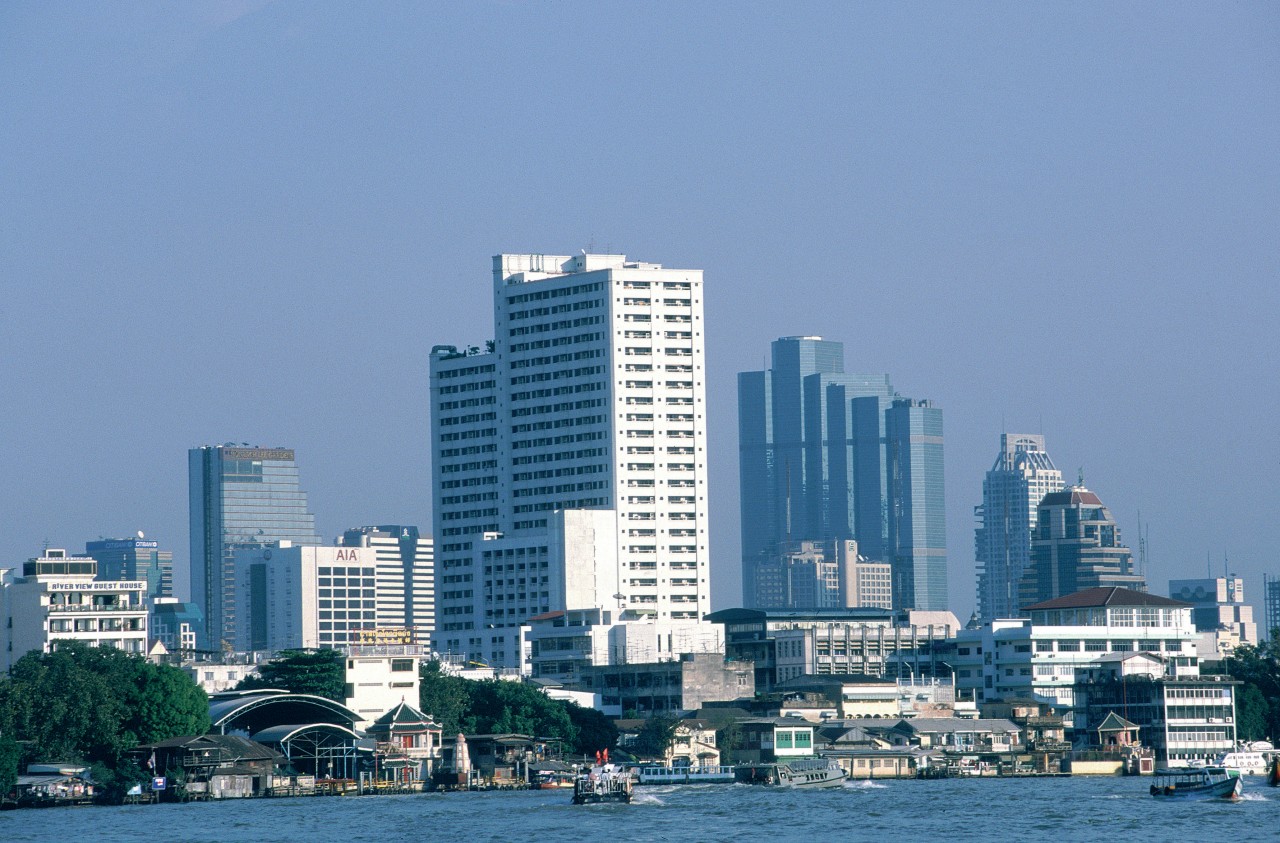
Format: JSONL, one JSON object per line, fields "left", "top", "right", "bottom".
{"left": 189, "top": 445, "right": 320, "bottom": 650}
{"left": 86, "top": 537, "right": 173, "bottom": 599}
{"left": 738, "top": 337, "right": 899, "bottom": 606}
{"left": 885, "top": 398, "right": 948, "bottom": 611}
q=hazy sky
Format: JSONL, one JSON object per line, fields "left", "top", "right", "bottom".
{"left": 3, "top": 2, "right": 1277, "bottom": 621}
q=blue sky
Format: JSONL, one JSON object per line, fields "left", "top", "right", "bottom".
{"left": 3, "top": 2, "right": 1277, "bottom": 620}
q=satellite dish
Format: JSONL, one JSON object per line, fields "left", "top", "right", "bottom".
{"left": 137, "top": 530, "right": 145, "bottom": 539}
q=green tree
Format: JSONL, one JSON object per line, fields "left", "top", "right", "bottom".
{"left": 715, "top": 721, "right": 743, "bottom": 764}
{"left": 1223, "top": 642, "right": 1280, "bottom": 742}
{"left": 466, "top": 680, "right": 576, "bottom": 744}
{"left": 418, "top": 660, "right": 474, "bottom": 735}
{"left": 235, "top": 649, "right": 346, "bottom": 702}
{"left": 0, "top": 735, "right": 20, "bottom": 797}
{"left": 0, "top": 642, "right": 208, "bottom": 769}
{"left": 632, "top": 715, "right": 680, "bottom": 760}
{"left": 565, "top": 702, "right": 617, "bottom": 757}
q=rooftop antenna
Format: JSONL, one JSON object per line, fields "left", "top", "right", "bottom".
{"left": 1136, "top": 509, "right": 1148, "bottom": 581}
{"left": 1077, "top": 467, "right": 1084, "bottom": 487}
{"left": 1206, "top": 550, "right": 1212, "bottom": 578}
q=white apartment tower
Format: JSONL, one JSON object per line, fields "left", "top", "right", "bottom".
{"left": 430, "top": 253, "right": 713, "bottom": 669}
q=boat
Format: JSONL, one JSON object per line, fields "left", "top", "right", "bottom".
{"left": 572, "top": 764, "right": 633, "bottom": 804}
{"left": 1212, "top": 750, "right": 1270, "bottom": 776}
{"left": 1270, "top": 756, "right": 1280, "bottom": 788}
{"left": 1148, "top": 767, "right": 1242, "bottom": 800}
{"left": 736, "top": 757, "right": 848, "bottom": 789}
{"left": 634, "top": 765, "right": 737, "bottom": 785}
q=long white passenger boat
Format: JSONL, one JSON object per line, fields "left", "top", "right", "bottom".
{"left": 634, "top": 765, "right": 737, "bottom": 785}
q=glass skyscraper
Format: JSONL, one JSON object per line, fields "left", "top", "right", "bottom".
{"left": 885, "top": 398, "right": 948, "bottom": 611}
{"left": 85, "top": 536, "right": 174, "bottom": 600}
{"left": 739, "top": 338, "right": 947, "bottom": 610}
{"left": 189, "top": 445, "right": 320, "bottom": 650}
{"left": 974, "top": 434, "right": 1064, "bottom": 621}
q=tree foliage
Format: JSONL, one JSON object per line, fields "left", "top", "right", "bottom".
{"left": 632, "top": 715, "right": 680, "bottom": 760}
{"left": 416, "top": 661, "right": 582, "bottom": 749}
{"left": 565, "top": 702, "right": 617, "bottom": 757}
{"left": 0, "top": 735, "right": 20, "bottom": 797}
{"left": 465, "top": 680, "right": 576, "bottom": 744}
{"left": 418, "top": 659, "right": 472, "bottom": 735}
{"left": 1222, "top": 642, "right": 1280, "bottom": 742}
{"left": 235, "top": 648, "right": 346, "bottom": 702}
{"left": 0, "top": 642, "right": 209, "bottom": 771}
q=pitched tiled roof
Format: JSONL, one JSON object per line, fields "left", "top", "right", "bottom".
{"left": 1024, "top": 587, "right": 1188, "bottom": 611}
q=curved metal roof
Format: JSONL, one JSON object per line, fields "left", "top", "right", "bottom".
{"left": 208, "top": 691, "right": 362, "bottom": 733}
{"left": 252, "top": 722, "right": 363, "bottom": 744}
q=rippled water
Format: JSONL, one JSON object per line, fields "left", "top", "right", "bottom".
{"left": 3, "top": 775, "right": 1275, "bottom": 842}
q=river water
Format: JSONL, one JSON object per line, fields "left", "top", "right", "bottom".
{"left": 3, "top": 775, "right": 1275, "bottom": 842}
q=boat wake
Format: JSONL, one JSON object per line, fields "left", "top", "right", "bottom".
{"left": 631, "top": 792, "right": 665, "bottom": 806}
{"left": 844, "top": 780, "right": 888, "bottom": 790}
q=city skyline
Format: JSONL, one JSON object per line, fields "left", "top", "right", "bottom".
{"left": 5, "top": 5, "right": 1277, "bottom": 625}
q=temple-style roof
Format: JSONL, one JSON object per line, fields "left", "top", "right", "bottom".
{"left": 1097, "top": 711, "right": 1140, "bottom": 732}
{"left": 367, "top": 700, "right": 441, "bottom": 735}
{"left": 1024, "top": 587, "right": 1189, "bottom": 611}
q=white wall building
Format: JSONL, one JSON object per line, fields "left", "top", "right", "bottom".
{"left": 343, "top": 648, "right": 421, "bottom": 730}
{"left": 1, "top": 549, "right": 147, "bottom": 670}
{"left": 430, "top": 253, "right": 714, "bottom": 670}
{"left": 233, "top": 543, "right": 378, "bottom": 652}
{"left": 340, "top": 526, "right": 435, "bottom": 646}
{"left": 943, "top": 587, "right": 1202, "bottom": 733}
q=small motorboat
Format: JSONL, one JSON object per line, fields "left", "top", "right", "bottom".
{"left": 1149, "top": 766, "right": 1242, "bottom": 800}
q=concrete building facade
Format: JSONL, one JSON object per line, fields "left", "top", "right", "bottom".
{"left": 429, "top": 253, "right": 714, "bottom": 670}
{"left": 1168, "top": 576, "right": 1258, "bottom": 656}
{"left": 1, "top": 549, "right": 148, "bottom": 669}
{"left": 232, "top": 543, "right": 377, "bottom": 652}
{"left": 340, "top": 526, "right": 435, "bottom": 646}
{"left": 940, "top": 588, "right": 1202, "bottom": 736}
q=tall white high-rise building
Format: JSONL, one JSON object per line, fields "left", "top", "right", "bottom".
{"left": 430, "top": 253, "right": 714, "bottom": 669}
{"left": 340, "top": 526, "right": 435, "bottom": 646}
{"left": 974, "top": 434, "right": 1064, "bottom": 620}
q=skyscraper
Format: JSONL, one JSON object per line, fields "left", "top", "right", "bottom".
{"left": 1017, "top": 484, "right": 1145, "bottom": 608}
{"left": 189, "top": 445, "right": 321, "bottom": 650}
{"left": 885, "top": 398, "right": 948, "bottom": 611}
{"left": 340, "top": 525, "right": 435, "bottom": 646}
{"left": 738, "top": 337, "right": 895, "bottom": 605}
{"left": 86, "top": 536, "right": 174, "bottom": 600}
{"left": 974, "top": 434, "right": 1064, "bottom": 621}
{"left": 429, "top": 253, "right": 713, "bottom": 669}
{"left": 738, "top": 339, "right": 946, "bottom": 610}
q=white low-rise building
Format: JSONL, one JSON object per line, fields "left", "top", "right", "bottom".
{"left": 1, "top": 549, "right": 148, "bottom": 669}
{"left": 941, "top": 588, "right": 1204, "bottom": 735}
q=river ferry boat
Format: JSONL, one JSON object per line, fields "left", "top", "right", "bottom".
{"left": 634, "top": 765, "right": 737, "bottom": 785}
{"left": 572, "top": 764, "right": 633, "bottom": 805}
{"left": 736, "top": 757, "right": 847, "bottom": 789}
{"left": 1149, "top": 766, "right": 1242, "bottom": 800}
